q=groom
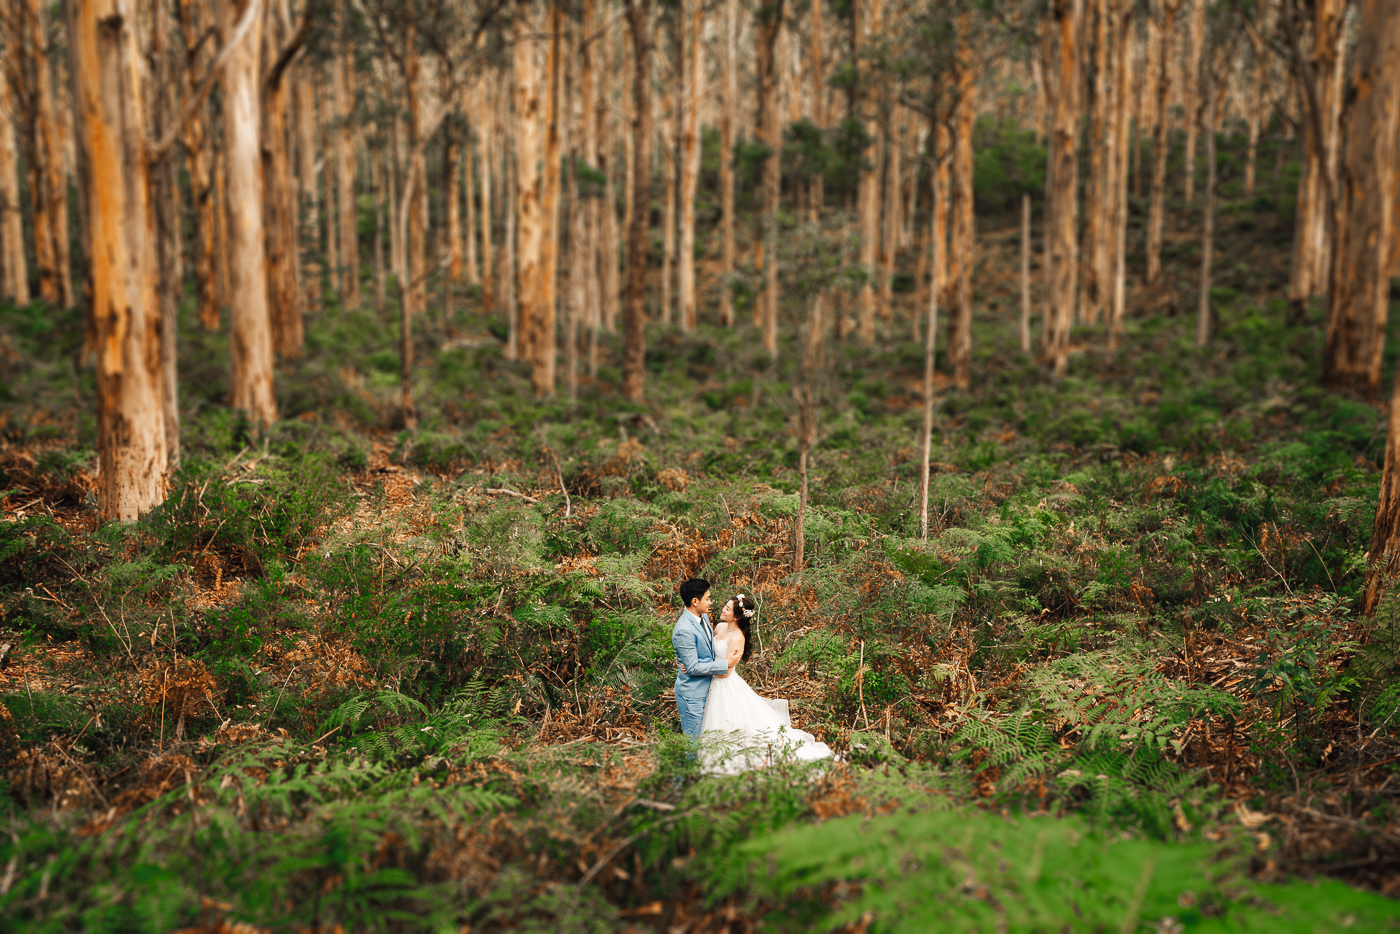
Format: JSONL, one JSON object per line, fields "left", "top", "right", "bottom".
{"left": 672, "top": 578, "right": 738, "bottom": 742}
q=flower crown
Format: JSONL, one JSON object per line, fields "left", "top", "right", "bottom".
{"left": 733, "top": 594, "right": 755, "bottom": 621}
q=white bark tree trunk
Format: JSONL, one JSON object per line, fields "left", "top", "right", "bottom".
{"left": 515, "top": 7, "right": 547, "bottom": 387}
{"left": 677, "top": 0, "right": 703, "bottom": 332}
{"left": 223, "top": 0, "right": 276, "bottom": 425}
{"left": 68, "top": 0, "right": 169, "bottom": 519}
{"left": 855, "top": 0, "right": 882, "bottom": 345}
{"left": 336, "top": 43, "right": 360, "bottom": 307}
{"left": 0, "top": 69, "right": 28, "bottom": 304}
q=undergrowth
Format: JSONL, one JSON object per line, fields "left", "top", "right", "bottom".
{"left": 3, "top": 133, "right": 1400, "bottom": 929}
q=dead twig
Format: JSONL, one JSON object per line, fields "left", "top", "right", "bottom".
{"left": 486, "top": 487, "right": 539, "bottom": 504}
{"left": 543, "top": 446, "right": 572, "bottom": 519}
{"left": 268, "top": 665, "right": 301, "bottom": 722}
{"left": 1287, "top": 803, "right": 1400, "bottom": 847}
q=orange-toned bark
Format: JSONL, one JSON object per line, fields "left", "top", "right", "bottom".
{"left": 0, "top": 69, "right": 28, "bottom": 304}
{"left": 622, "top": 0, "right": 652, "bottom": 399}
{"left": 222, "top": 0, "right": 276, "bottom": 426}
{"left": 1041, "top": 0, "right": 1082, "bottom": 375}
{"left": 67, "top": 0, "right": 169, "bottom": 519}
{"left": 1322, "top": 0, "right": 1400, "bottom": 400}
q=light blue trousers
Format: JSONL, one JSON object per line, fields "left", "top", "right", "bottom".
{"left": 676, "top": 693, "right": 706, "bottom": 742}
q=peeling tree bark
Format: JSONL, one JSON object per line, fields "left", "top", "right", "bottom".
{"left": 0, "top": 68, "right": 29, "bottom": 305}
{"left": 152, "top": 0, "right": 181, "bottom": 456}
{"left": 567, "top": 19, "right": 586, "bottom": 401}
{"left": 404, "top": 34, "right": 427, "bottom": 386}
{"left": 947, "top": 26, "right": 975, "bottom": 389}
{"left": 855, "top": 0, "right": 881, "bottom": 346}
{"left": 320, "top": 70, "right": 339, "bottom": 303}
{"left": 463, "top": 131, "right": 479, "bottom": 285}
{"left": 597, "top": 23, "right": 620, "bottom": 337}
{"left": 660, "top": 80, "right": 676, "bottom": 326}
{"left": 808, "top": 0, "right": 825, "bottom": 220}
{"left": 447, "top": 131, "right": 462, "bottom": 284}
{"left": 1041, "top": 0, "right": 1081, "bottom": 375}
{"left": 933, "top": 121, "right": 950, "bottom": 314}
{"left": 335, "top": 42, "right": 360, "bottom": 308}
{"left": 1196, "top": 85, "right": 1218, "bottom": 347}
{"left": 579, "top": 0, "right": 601, "bottom": 369}
{"left": 25, "top": 0, "right": 72, "bottom": 308}
{"left": 879, "top": 95, "right": 902, "bottom": 327}
{"left": 514, "top": 5, "right": 548, "bottom": 396}
{"left": 1322, "top": 0, "right": 1400, "bottom": 401}
{"left": 1286, "top": 0, "right": 1344, "bottom": 325}
{"left": 1181, "top": 0, "right": 1205, "bottom": 203}
{"left": 919, "top": 151, "right": 943, "bottom": 540}
{"left": 263, "top": 8, "right": 307, "bottom": 359}
{"left": 622, "top": 0, "right": 652, "bottom": 400}
{"left": 1363, "top": 0, "right": 1400, "bottom": 613}
{"left": 1079, "top": 0, "right": 1108, "bottom": 324}
{"left": 677, "top": 0, "right": 703, "bottom": 332}
{"left": 1145, "top": 0, "right": 1180, "bottom": 285}
{"left": 67, "top": 0, "right": 169, "bottom": 519}
{"left": 1106, "top": 0, "right": 1134, "bottom": 350}
{"left": 223, "top": 0, "right": 276, "bottom": 426}
{"left": 177, "top": 0, "right": 220, "bottom": 329}
{"left": 477, "top": 76, "right": 494, "bottom": 311}
{"left": 373, "top": 149, "right": 386, "bottom": 313}
{"left": 1020, "top": 193, "right": 1031, "bottom": 353}
{"left": 538, "top": 1, "right": 564, "bottom": 396}
{"left": 1244, "top": 21, "right": 1265, "bottom": 197}
{"left": 718, "top": 0, "right": 738, "bottom": 327}
{"left": 756, "top": 0, "right": 786, "bottom": 356}
{"left": 293, "top": 38, "right": 319, "bottom": 311}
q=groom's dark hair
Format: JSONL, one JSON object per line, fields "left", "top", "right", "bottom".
{"left": 679, "top": 578, "right": 710, "bottom": 609}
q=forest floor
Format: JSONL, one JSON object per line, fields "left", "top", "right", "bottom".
{"left": 6, "top": 183, "right": 1400, "bottom": 930}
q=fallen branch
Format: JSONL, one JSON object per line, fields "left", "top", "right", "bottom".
{"left": 1288, "top": 804, "right": 1400, "bottom": 847}
{"left": 486, "top": 488, "right": 538, "bottom": 504}
{"left": 541, "top": 443, "right": 572, "bottom": 519}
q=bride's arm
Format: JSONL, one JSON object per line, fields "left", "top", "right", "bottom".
{"left": 725, "top": 631, "right": 744, "bottom": 671}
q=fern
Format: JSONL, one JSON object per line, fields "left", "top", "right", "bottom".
{"left": 323, "top": 689, "right": 428, "bottom": 735}
{"left": 778, "top": 631, "right": 846, "bottom": 676}
{"left": 950, "top": 651, "right": 1236, "bottom": 835}
{"left": 717, "top": 807, "right": 1400, "bottom": 933}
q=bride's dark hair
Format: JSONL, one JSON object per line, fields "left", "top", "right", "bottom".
{"left": 728, "top": 594, "right": 757, "bottom": 662}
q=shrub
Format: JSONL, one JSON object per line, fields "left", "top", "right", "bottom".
{"left": 717, "top": 807, "right": 1400, "bottom": 932}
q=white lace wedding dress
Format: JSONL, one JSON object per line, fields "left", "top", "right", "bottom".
{"left": 700, "top": 632, "right": 834, "bottom": 775}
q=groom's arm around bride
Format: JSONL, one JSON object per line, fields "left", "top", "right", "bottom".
{"left": 672, "top": 578, "right": 733, "bottom": 742}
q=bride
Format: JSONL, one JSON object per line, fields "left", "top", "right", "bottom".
{"left": 699, "top": 594, "right": 834, "bottom": 774}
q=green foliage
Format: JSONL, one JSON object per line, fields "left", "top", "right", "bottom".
{"left": 459, "top": 500, "right": 548, "bottom": 573}
{"left": 717, "top": 807, "right": 1400, "bottom": 932}
{"left": 778, "top": 631, "right": 846, "bottom": 675}
{"left": 0, "top": 752, "right": 517, "bottom": 933}
{"left": 1245, "top": 605, "right": 1360, "bottom": 738}
{"left": 1, "top": 692, "right": 86, "bottom": 744}
{"left": 6, "top": 159, "right": 1400, "bottom": 927}
{"left": 0, "top": 516, "right": 75, "bottom": 594}
{"left": 973, "top": 116, "right": 1046, "bottom": 209}
{"left": 583, "top": 499, "right": 662, "bottom": 555}
{"left": 146, "top": 452, "right": 346, "bottom": 578}
{"left": 947, "top": 652, "right": 1241, "bottom": 836}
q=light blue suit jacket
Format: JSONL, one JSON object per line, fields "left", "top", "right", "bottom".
{"left": 672, "top": 608, "right": 729, "bottom": 703}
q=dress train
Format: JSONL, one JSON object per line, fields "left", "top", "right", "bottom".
{"left": 699, "top": 637, "right": 834, "bottom": 775}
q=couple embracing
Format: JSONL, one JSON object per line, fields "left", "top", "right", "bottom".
{"left": 672, "top": 578, "right": 834, "bottom": 774}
